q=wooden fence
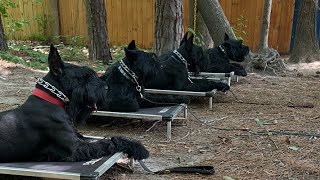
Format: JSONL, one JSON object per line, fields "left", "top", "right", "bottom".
{"left": 3, "top": 0, "right": 295, "bottom": 54}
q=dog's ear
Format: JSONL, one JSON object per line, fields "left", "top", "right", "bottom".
{"left": 48, "top": 44, "right": 64, "bottom": 76}
{"left": 124, "top": 48, "right": 138, "bottom": 61}
{"left": 180, "top": 32, "right": 189, "bottom": 46}
{"left": 224, "top": 33, "right": 230, "bottom": 41}
{"left": 128, "top": 40, "right": 136, "bottom": 50}
{"left": 185, "top": 34, "right": 194, "bottom": 50}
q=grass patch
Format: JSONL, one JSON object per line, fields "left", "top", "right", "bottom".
{"left": 0, "top": 41, "right": 151, "bottom": 72}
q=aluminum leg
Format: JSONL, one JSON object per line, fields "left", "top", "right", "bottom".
{"left": 167, "top": 121, "right": 172, "bottom": 141}
{"left": 209, "top": 97, "right": 213, "bottom": 109}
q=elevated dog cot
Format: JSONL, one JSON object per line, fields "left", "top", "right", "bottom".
{"left": 92, "top": 104, "right": 187, "bottom": 140}
{"left": 189, "top": 71, "right": 235, "bottom": 86}
{"left": 144, "top": 89, "right": 217, "bottom": 109}
{"left": 0, "top": 136, "right": 124, "bottom": 180}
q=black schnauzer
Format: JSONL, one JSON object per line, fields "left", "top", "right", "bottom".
{"left": 146, "top": 32, "right": 230, "bottom": 92}
{"left": 99, "top": 40, "right": 164, "bottom": 112}
{"left": 0, "top": 45, "right": 149, "bottom": 162}
{"left": 205, "top": 33, "right": 250, "bottom": 76}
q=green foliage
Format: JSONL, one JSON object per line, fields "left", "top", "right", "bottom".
{"left": 255, "top": 118, "right": 265, "bottom": 126}
{"left": 288, "top": 146, "right": 299, "bottom": 151}
{"left": 0, "top": 0, "right": 16, "bottom": 18}
{"left": 187, "top": 28, "right": 205, "bottom": 46}
{"left": 5, "top": 19, "right": 30, "bottom": 34}
{"left": 233, "top": 12, "right": 248, "bottom": 41}
{"left": 7, "top": 44, "right": 49, "bottom": 70}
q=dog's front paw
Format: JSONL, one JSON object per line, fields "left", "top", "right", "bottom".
{"left": 111, "top": 136, "right": 149, "bottom": 160}
{"left": 216, "top": 82, "right": 230, "bottom": 92}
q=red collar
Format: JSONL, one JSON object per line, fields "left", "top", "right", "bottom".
{"left": 33, "top": 88, "right": 65, "bottom": 108}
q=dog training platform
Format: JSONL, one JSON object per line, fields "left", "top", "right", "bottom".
{"left": 189, "top": 71, "right": 235, "bottom": 86}
{"left": 145, "top": 89, "right": 217, "bottom": 109}
{"left": 92, "top": 104, "right": 187, "bottom": 140}
{"left": 0, "top": 137, "right": 123, "bottom": 180}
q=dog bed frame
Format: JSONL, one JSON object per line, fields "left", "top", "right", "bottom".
{"left": 189, "top": 71, "right": 235, "bottom": 86}
{"left": 0, "top": 136, "right": 124, "bottom": 180}
{"left": 145, "top": 89, "right": 217, "bottom": 109}
{"left": 92, "top": 104, "right": 187, "bottom": 140}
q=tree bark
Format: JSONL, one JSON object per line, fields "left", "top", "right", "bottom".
{"left": 86, "top": 0, "right": 112, "bottom": 64}
{"left": 0, "top": 16, "right": 8, "bottom": 51}
{"left": 46, "top": 0, "right": 60, "bottom": 44}
{"left": 196, "top": 12, "right": 214, "bottom": 49}
{"left": 289, "top": 0, "right": 320, "bottom": 63}
{"left": 154, "top": 0, "right": 184, "bottom": 56}
{"left": 197, "top": 0, "right": 236, "bottom": 46}
{"left": 258, "top": 0, "right": 272, "bottom": 54}
{"left": 188, "top": 0, "right": 214, "bottom": 49}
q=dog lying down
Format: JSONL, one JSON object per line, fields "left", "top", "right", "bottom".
{"left": 0, "top": 45, "right": 149, "bottom": 162}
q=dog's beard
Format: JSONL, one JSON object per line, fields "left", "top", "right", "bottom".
{"left": 67, "top": 83, "right": 103, "bottom": 126}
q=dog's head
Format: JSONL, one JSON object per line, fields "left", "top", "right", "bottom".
{"left": 178, "top": 32, "right": 208, "bottom": 75}
{"left": 221, "top": 33, "right": 250, "bottom": 62}
{"left": 43, "top": 45, "right": 108, "bottom": 124}
{"left": 123, "top": 40, "right": 161, "bottom": 84}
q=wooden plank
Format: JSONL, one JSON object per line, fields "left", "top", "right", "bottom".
{"left": 183, "top": 0, "right": 189, "bottom": 32}
{"left": 126, "top": 0, "right": 133, "bottom": 45}
{"left": 121, "top": 0, "right": 128, "bottom": 45}
{"left": 277, "top": 0, "right": 295, "bottom": 54}
{"left": 148, "top": 0, "right": 155, "bottom": 48}
{"left": 252, "top": 0, "right": 263, "bottom": 52}
{"left": 269, "top": 0, "right": 282, "bottom": 50}
{"left": 247, "top": 0, "right": 256, "bottom": 49}
{"left": 230, "top": 0, "right": 238, "bottom": 36}
{"left": 132, "top": 0, "right": 138, "bottom": 45}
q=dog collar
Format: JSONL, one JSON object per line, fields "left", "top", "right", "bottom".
{"left": 171, "top": 50, "right": 193, "bottom": 84}
{"left": 35, "top": 78, "right": 69, "bottom": 103}
{"left": 33, "top": 88, "right": 65, "bottom": 108}
{"left": 172, "top": 50, "right": 188, "bottom": 68}
{"left": 218, "top": 45, "right": 227, "bottom": 55}
{"left": 118, "top": 59, "right": 144, "bottom": 98}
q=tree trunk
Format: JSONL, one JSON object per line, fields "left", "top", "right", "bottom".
{"left": 86, "top": 0, "right": 112, "bottom": 64}
{"left": 0, "top": 16, "right": 8, "bottom": 51}
{"left": 188, "top": 0, "right": 214, "bottom": 49}
{"left": 289, "top": 0, "right": 320, "bottom": 63}
{"left": 197, "top": 0, "right": 236, "bottom": 46}
{"left": 258, "top": 0, "right": 272, "bottom": 54}
{"left": 46, "top": 0, "right": 60, "bottom": 44}
{"left": 196, "top": 12, "right": 214, "bottom": 49}
{"left": 154, "top": 0, "right": 184, "bottom": 56}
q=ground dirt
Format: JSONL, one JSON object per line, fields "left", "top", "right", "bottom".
{"left": 0, "top": 59, "right": 319, "bottom": 180}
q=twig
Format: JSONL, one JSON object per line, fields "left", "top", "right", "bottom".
{"left": 173, "top": 131, "right": 190, "bottom": 142}
{"left": 267, "top": 135, "right": 278, "bottom": 149}
{"left": 145, "top": 120, "right": 161, "bottom": 132}
{"left": 210, "top": 126, "right": 320, "bottom": 138}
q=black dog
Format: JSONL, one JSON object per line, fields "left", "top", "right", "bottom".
{"left": 146, "top": 33, "right": 230, "bottom": 92}
{"left": 0, "top": 45, "right": 149, "bottom": 162}
{"left": 99, "top": 40, "right": 164, "bottom": 112}
{"left": 205, "top": 33, "right": 250, "bottom": 76}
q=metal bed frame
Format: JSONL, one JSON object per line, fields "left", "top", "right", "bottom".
{"left": 92, "top": 104, "right": 187, "bottom": 140}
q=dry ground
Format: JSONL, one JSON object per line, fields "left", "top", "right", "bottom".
{"left": 0, "top": 59, "right": 319, "bottom": 180}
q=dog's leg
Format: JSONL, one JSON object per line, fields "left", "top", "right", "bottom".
{"left": 45, "top": 129, "right": 149, "bottom": 162}
{"left": 140, "top": 94, "right": 190, "bottom": 107}
{"left": 182, "top": 79, "right": 230, "bottom": 92}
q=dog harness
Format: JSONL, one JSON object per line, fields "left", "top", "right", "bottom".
{"left": 118, "top": 59, "right": 144, "bottom": 98}
{"left": 33, "top": 78, "right": 69, "bottom": 108}
{"left": 171, "top": 50, "right": 193, "bottom": 83}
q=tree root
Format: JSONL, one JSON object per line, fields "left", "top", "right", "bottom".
{"left": 248, "top": 48, "right": 287, "bottom": 76}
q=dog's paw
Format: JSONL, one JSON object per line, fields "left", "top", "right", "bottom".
{"left": 175, "top": 96, "right": 190, "bottom": 104}
{"left": 111, "top": 136, "right": 149, "bottom": 160}
{"left": 215, "top": 82, "right": 230, "bottom": 92}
